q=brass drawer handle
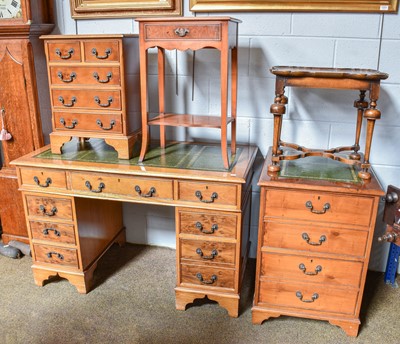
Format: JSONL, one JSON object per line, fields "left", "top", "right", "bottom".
{"left": 85, "top": 181, "right": 105, "bottom": 193}
{"left": 93, "top": 71, "right": 112, "bottom": 83}
{"left": 39, "top": 205, "right": 57, "bottom": 217}
{"left": 195, "top": 222, "right": 218, "bottom": 234}
{"left": 296, "top": 291, "right": 319, "bottom": 303}
{"left": 42, "top": 228, "right": 61, "bottom": 237}
{"left": 46, "top": 251, "right": 64, "bottom": 260}
{"left": 91, "top": 47, "right": 112, "bottom": 59}
{"left": 134, "top": 185, "right": 156, "bottom": 198}
{"left": 96, "top": 119, "right": 115, "bottom": 131}
{"left": 299, "top": 263, "right": 322, "bottom": 276}
{"left": 94, "top": 96, "right": 113, "bottom": 107}
{"left": 58, "top": 96, "right": 77, "bottom": 107}
{"left": 55, "top": 48, "right": 74, "bottom": 59}
{"left": 302, "top": 233, "right": 326, "bottom": 246}
{"left": 174, "top": 28, "right": 189, "bottom": 37}
{"left": 57, "top": 71, "right": 76, "bottom": 83}
{"left": 195, "top": 191, "right": 218, "bottom": 203}
{"left": 196, "top": 248, "right": 218, "bottom": 260}
{"left": 305, "top": 201, "right": 330, "bottom": 214}
{"left": 196, "top": 273, "right": 217, "bottom": 285}
{"left": 33, "top": 176, "right": 52, "bottom": 188}
{"left": 60, "top": 117, "right": 78, "bottom": 129}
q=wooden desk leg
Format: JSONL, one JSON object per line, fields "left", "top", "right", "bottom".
{"left": 230, "top": 46, "right": 238, "bottom": 155}
{"left": 351, "top": 90, "right": 368, "bottom": 160}
{"left": 139, "top": 47, "right": 149, "bottom": 162}
{"left": 158, "top": 47, "right": 166, "bottom": 149}
{"left": 220, "top": 46, "right": 229, "bottom": 169}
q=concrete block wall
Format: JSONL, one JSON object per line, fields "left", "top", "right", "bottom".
{"left": 49, "top": 0, "right": 400, "bottom": 271}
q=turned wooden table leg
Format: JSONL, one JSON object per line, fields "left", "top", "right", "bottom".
{"left": 351, "top": 90, "right": 368, "bottom": 160}
{"left": 139, "top": 47, "right": 149, "bottom": 162}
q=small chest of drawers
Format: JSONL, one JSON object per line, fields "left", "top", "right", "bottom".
{"left": 41, "top": 34, "right": 140, "bottom": 159}
{"left": 252, "top": 149, "right": 384, "bottom": 337}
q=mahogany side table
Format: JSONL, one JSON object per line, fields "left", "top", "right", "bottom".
{"left": 268, "top": 66, "right": 388, "bottom": 179}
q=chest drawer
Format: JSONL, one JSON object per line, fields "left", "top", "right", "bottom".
{"left": 261, "top": 252, "right": 363, "bottom": 287}
{"left": 49, "top": 66, "right": 121, "bottom": 86}
{"left": 20, "top": 168, "right": 67, "bottom": 190}
{"left": 144, "top": 23, "right": 221, "bottom": 41}
{"left": 25, "top": 195, "right": 73, "bottom": 221}
{"left": 33, "top": 244, "right": 79, "bottom": 268}
{"left": 46, "top": 41, "right": 81, "bottom": 62}
{"left": 180, "top": 264, "right": 235, "bottom": 290}
{"left": 29, "top": 221, "right": 76, "bottom": 245}
{"left": 265, "top": 189, "right": 374, "bottom": 227}
{"left": 83, "top": 40, "right": 120, "bottom": 63}
{"left": 263, "top": 221, "right": 368, "bottom": 257}
{"left": 180, "top": 239, "right": 235, "bottom": 266}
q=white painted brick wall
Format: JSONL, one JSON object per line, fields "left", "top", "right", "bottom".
{"left": 49, "top": 0, "right": 400, "bottom": 272}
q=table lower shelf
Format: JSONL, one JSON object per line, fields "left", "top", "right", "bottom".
{"left": 148, "top": 113, "right": 234, "bottom": 128}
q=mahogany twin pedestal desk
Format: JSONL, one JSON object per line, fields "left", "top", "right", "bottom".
{"left": 11, "top": 140, "right": 257, "bottom": 318}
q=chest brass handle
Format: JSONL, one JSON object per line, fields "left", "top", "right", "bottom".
{"left": 196, "top": 273, "right": 217, "bottom": 285}
{"left": 33, "top": 176, "right": 52, "bottom": 188}
{"left": 135, "top": 185, "right": 156, "bottom": 198}
{"left": 299, "top": 263, "right": 322, "bottom": 276}
{"left": 46, "top": 251, "right": 64, "bottom": 260}
{"left": 60, "top": 118, "right": 78, "bottom": 129}
{"left": 196, "top": 248, "right": 218, "bottom": 260}
{"left": 93, "top": 72, "right": 112, "bottom": 83}
{"left": 91, "top": 48, "right": 111, "bottom": 59}
{"left": 85, "top": 181, "right": 105, "bottom": 193}
{"left": 296, "top": 291, "right": 319, "bottom": 303}
{"left": 195, "top": 191, "right": 218, "bottom": 203}
{"left": 94, "top": 96, "right": 113, "bottom": 107}
{"left": 96, "top": 119, "right": 116, "bottom": 131}
{"left": 57, "top": 71, "right": 76, "bottom": 83}
{"left": 42, "top": 228, "right": 61, "bottom": 237}
{"left": 195, "top": 222, "right": 218, "bottom": 234}
{"left": 39, "top": 205, "right": 57, "bottom": 217}
{"left": 302, "top": 233, "right": 326, "bottom": 246}
{"left": 58, "top": 96, "right": 77, "bottom": 107}
{"left": 55, "top": 48, "right": 74, "bottom": 59}
{"left": 305, "top": 201, "right": 330, "bottom": 214}
{"left": 174, "top": 28, "right": 189, "bottom": 37}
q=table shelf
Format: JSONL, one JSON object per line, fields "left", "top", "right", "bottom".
{"left": 148, "top": 113, "right": 234, "bottom": 128}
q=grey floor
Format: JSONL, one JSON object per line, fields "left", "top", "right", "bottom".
{"left": 1, "top": 243, "right": 399, "bottom": 344}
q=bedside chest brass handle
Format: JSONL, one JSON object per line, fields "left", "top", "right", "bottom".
{"left": 134, "top": 185, "right": 156, "bottom": 198}
{"left": 196, "top": 248, "right": 218, "bottom": 260}
{"left": 93, "top": 71, "right": 112, "bottom": 83}
{"left": 46, "top": 251, "right": 64, "bottom": 260}
{"left": 302, "top": 233, "right": 326, "bottom": 246}
{"left": 96, "top": 119, "right": 116, "bottom": 131}
{"left": 85, "top": 181, "right": 105, "bottom": 193}
{"left": 42, "top": 228, "right": 61, "bottom": 237}
{"left": 58, "top": 96, "right": 77, "bottom": 107}
{"left": 91, "top": 48, "right": 112, "bottom": 59}
{"left": 39, "top": 205, "right": 57, "bottom": 217}
{"left": 60, "top": 118, "right": 78, "bottom": 129}
{"left": 94, "top": 96, "right": 113, "bottom": 107}
{"left": 174, "top": 28, "right": 189, "bottom": 37}
{"left": 296, "top": 291, "right": 319, "bottom": 303}
{"left": 57, "top": 71, "right": 76, "bottom": 83}
{"left": 33, "top": 176, "right": 52, "bottom": 188}
{"left": 305, "top": 201, "right": 330, "bottom": 214}
{"left": 299, "top": 263, "right": 322, "bottom": 276}
{"left": 55, "top": 48, "right": 74, "bottom": 59}
{"left": 195, "top": 222, "right": 218, "bottom": 234}
{"left": 196, "top": 273, "right": 217, "bottom": 285}
{"left": 195, "top": 191, "right": 218, "bottom": 203}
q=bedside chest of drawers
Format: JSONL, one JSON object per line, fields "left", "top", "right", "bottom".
{"left": 252, "top": 148, "right": 384, "bottom": 336}
{"left": 41, "top": 35, "right": 140, "bottom": 159}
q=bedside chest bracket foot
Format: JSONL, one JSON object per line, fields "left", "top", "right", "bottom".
{"left": 329, "top": 319, "right": 360, "bottom": 337}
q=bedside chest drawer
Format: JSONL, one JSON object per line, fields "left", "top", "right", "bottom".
{"left": 47, "top": 41, "right": 81, "bottom": 62}
{"left": 180, "top": 264, "right": 235, "bottom": 290}
{"left": 20, "top": 168, "right": 67, "bottom": 190}
{"left": 29, "top": 221, "right": 76, "bottom": 245}
{"left": 25, "top": 195, "right": 73, "bottom": 221}
{"left": 83, "top": 40, "right": 120, "bottom": 63}
{"left": 49, "top": 66, "right": 121, "bottom": 86}
{"left": 33, "top": 244, "right": 79, "bottom": 268}
{"left": 144, "top": 23, "right": 221, "bottom": 41}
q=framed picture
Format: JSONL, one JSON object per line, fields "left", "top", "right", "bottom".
{"left": 70, "top": 0, "right": 182, "bottom": 19}
{"left": 190, "top": 0, "right": 399, "bottom": 13}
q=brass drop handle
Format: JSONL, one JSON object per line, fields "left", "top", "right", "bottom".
{"left": 298, "top": 263, "right": 322, "bottom": 276}
{"left": 55, "top": 48, "right": 74, "bottom": 59}
{"left": 196, "top": 248, "right": 218, "bottom": 260}
{"left": 42, "top": 228, "right": 61, "bottom": 237}
{"left": 39, "top": 205, "right": 57, "bottom": 217}
{"left": 57, "top": 71, "right": 76, "bottom": 83}
{"left": 94, "top": 96, "right": 113, "bottom": 107}
{"left": 58, "top": 96, "right": 77, "bottom": 107}
{"left": 196, "top": 273, "right": 217, "bottom": 285}
{"left": 195, "top": 191, "right": 218, "bottom": 203}
{"left": 93, "top": 71, "right": 112, "bottom": 83}
{"left": 174, "top": 28, "right": 189, "bottom": 37}
{"left": 60, "top": 118, "right": 78, "bottom": 129}
{"left": 96, "top": 119, "right": 115, "bottom": 131}
{"left": 91, "top": 47, "right": 112, "bottom": 59}
{"left": 85, "top": 181, "right": 105, "bottom": 193}
{"left": 195, "top": 222, "right": 218, "bottom": 234}
{"left": 135, "top": 186, "right": 156, "bottom": 198}
{"left": 302, "top": 233, "right": 326, "bottom": 246}
{"left": 46, "top": 251, "right": 64, "bottom": 260}
{"left": 33, "top": 176, "right": 52, "bottom": 188}
{"left": 296, "top": 291, "right": 319, "bottom": 303}
{"left": 305, "top": 201, "right": 330, "bottom": 214}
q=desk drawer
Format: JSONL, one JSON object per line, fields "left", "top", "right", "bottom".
{"left": 83, "top": 40, "right": 121, "bottom": 63}
{"left": 29, "top": 221, "right": 76, "bottom": 245}
{"left": 144, "top": 23, "right": 221, "bottom": 41}
{"left": 26, "top": 195, "right": 73, "bottom": 221}
{"left": 49, "top": 66, "right": 121, "bottom": 86}
{"left": 265, "top": 189, "right": 374, "bottom": 227}
{"left": 34, "top": 244, "right": 79, "bottom": 268}
{"left": 46, "top": 41, "right": 81, "bottom": 62}
{"left": 180, "top": 264, "right": 235, "bottom": 290}
{"left": 20, "top": 168, "right": 67, "bottom": 190}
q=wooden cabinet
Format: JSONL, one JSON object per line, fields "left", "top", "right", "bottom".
{"left": 252, "top": 149, "right": 384, "bottom": 336}
{"left": 136, "top": 17, "right": 240, "bottom": 169}
{"left": 41, "top": 35, "right": 141, "bottom": 159}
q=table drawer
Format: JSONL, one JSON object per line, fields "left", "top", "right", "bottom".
{"left": 46, "top": 41, "right": 81, "bottom": 62}
{"left": 178, "top": 209, "right": 237, "bottom": 239}
{"left": 53, "top": 112, "right": 123, "bottom": 134}
{"left": 29, "top": 221, "right": 76, "bottom": 245}
{"left": 265, "top": 189, "right": 374, "bottom": 227}
{"left": 180, "top": 264, "right": 235, "bottom": 290}
{"left": 144, "top": 23, "right": 221, "bottom": 41}
{"left": 177, "top": 181, "right": 238, "bottom": 207}
{"left": 20, "top": 168, "right": 67, "bottom": 190}
{"left": 25, "top": 195, "right": 73, "bottom": 221}
{"left": 33, "top": 244, "right": 79, "bottom": 268}
{"left": 261, "top": 252, "right": 363, "bottom": 287}
{"left": 49, "top": 66, "right": 121, "bottom": 86}
{"left": 51, "top": 89, "right": 121, "bottom": 111}
{"left": 180, "top": 239, "right": 235, "bottom": 266}
{"left": 258, "top": 280, "right": 358, "bottom": 316}
{"left": 83, "top": 40, "right": 120, "bottom": 63}
{"left": 262, "top": 221, "right": 368, "bottom": 257}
